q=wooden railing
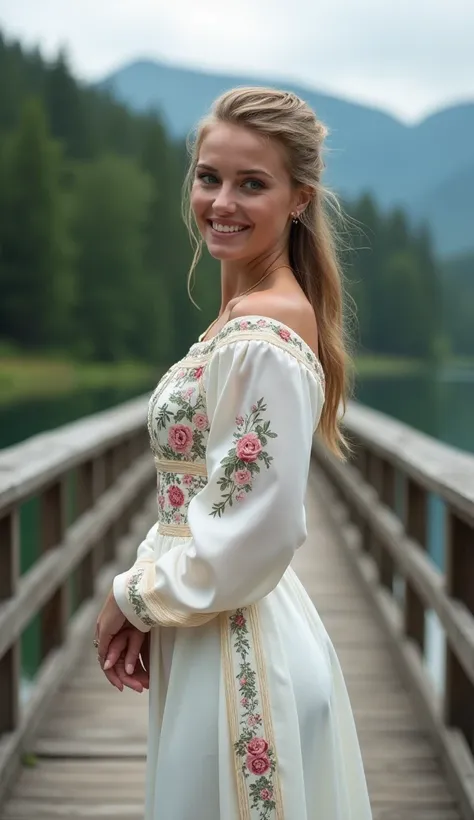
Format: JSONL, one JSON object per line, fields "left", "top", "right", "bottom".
{"left": 313, "top": 402, "right": 474, "bottom": 820}
{"left": 0, "top": 396, "right": 155, "bottom": 804}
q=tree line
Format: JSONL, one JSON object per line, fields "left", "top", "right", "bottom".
{"left": 0, "top": 31, "right": 467, "bottom": 367}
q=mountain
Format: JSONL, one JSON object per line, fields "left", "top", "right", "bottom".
{"left": 99, "top": 60, "right": 474, "bottom": 257}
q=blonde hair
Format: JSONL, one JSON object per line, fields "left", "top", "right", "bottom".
{"left": 182, "top": 86, "right": 351, "bottom": 458}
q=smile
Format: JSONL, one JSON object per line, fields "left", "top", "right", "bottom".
{"left": 209, "top": 221, "right": 250, "bottom": 234}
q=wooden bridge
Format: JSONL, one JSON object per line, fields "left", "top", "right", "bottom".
{"left": 0, "top": 397, "right": 473, "bottom": 819}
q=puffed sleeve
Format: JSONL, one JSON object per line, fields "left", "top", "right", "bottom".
{"left": 113, "top": 337, "right": 324, "bottom": 631}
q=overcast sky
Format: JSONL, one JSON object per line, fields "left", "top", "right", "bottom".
{"left": 1, "top": 0, "right": 473, "bottom": 123}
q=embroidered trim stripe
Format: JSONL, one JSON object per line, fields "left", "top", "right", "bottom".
{"left": 221, "top": 605, "right": 283, "bottom": 819}
{"left": 141, "top": 563, "right": 216, "bottom": 628}
{"left": 248, "top": 606, "right": 284, "bottom": 819}
{"left": 157, "top": 521, "right": 192, "bottom": 537}
{"left": 154, "top": 457, "right": 208, "bottom": 476}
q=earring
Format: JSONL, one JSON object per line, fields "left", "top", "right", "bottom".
{"left": 292, "top": 212, "right": 299, "bottom": 224}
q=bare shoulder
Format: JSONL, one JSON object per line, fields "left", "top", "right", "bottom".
{"left": 231, "top": 293, "right": 319, "bottom": 356}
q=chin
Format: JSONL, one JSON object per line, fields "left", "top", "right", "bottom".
{"left": 206, "top": 241, "right": 250, "bottom": 261}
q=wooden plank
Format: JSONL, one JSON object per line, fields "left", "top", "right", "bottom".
{"left": 0, "top": 469, "right": 465, "bottom": 820}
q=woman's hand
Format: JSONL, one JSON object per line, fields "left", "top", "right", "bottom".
{"left": 96, "top": 589, "right": 126, "bottom": 667}
{"left": 104, "top": 628, "right": 150, "bottom": 692}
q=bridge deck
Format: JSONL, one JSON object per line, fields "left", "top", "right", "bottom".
{"left": 0, "top": 467, "right": 462, "bottom": 819}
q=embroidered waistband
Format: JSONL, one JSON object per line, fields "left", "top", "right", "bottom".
{"left": 158, "top": 521, "right": 192, "bottom": 537}
{"left": 154, "top": 457, "right": 207, "bottom": 477}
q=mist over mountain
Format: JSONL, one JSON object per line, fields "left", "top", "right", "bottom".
{"left": 100, "top": 60, "right": 474, "bottom": 257}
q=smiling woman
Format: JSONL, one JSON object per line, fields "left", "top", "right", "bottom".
{"left": 95, "top": 86, "right": 372, "bottom": 820}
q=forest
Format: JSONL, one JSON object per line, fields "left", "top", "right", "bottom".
{"left": 0, "top": 30, "right": 471, "bottom": 373}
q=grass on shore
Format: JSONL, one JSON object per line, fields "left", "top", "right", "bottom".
{"left": 0, "top": 356, "right": 157, "bottom": 406}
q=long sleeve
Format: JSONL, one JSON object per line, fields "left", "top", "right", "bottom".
{"left": 113, "top": 336, "right": 324, "bottom": 631}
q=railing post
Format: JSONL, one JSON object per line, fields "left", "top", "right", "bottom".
{"left": 76, "top": 460, "right": 95, "bottom": 606}
{"left": 379, "top": 461, "right": 395, "bottom": 590}
{"left": 40, "top": 480, "right": 69, "bottom": 660}
{"left": 444, "top": 512, "right": 474, "bottom": 751}
{"left": 0, "top": 510, "right": 20, "bottom": 734}
{"left": 404, "top": 479, "right": 427, "bottom": 652}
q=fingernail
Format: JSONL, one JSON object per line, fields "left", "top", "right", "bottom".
{"left": 103, "top": 660, "right": 111, "bottom": 670}
{"left": 126, "top": 663, "right": 134, "bottom": 675}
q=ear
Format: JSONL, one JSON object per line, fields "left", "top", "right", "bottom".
{"left": 293, "top": 185, "right": 314, "bottom": 218}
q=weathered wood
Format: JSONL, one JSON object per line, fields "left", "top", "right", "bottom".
{"left": 343, "top": 402, "right": 474, "bottom": 523}
{"left": 404, "top": 479, "right": 427, "bottom": 653}
{"left": 0, "top": 470, "right": 464, "bottom": 820}
{"left": 0, "top": 511, "right": 20, "bottom": 735}
{"left": 445, "top": 512, "right": 474, "bottom": 751}
{"left": 0, "top": 498, "right": 157, "bottom": 808}
{"left": 0, "top": 456, "right": 154, "bottom": 661}
{"left": 0, "top": 397, "right": 150, "bottom": 511}
{"left": 314, "top": 449, "right": 473, "bottom": 820}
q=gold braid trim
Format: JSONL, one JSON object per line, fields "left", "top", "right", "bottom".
{"left": 154, "top": 457, "right": 208, "bottom": 477}
{"left": 140, "top": 562, "right": 217, "bottom": 628}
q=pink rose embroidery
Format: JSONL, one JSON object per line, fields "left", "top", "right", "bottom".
{"left": 184, "top": 387, "right": 194, "bottom": 399}
{"left": 193, "top": 412, "right": 208, "bottom": 430}
{"left": 248, "top": 714, "right": 262, "bottom": 727}
{"left": 241, "top": 697, "right": 248, "bottom": 706}
{"left": 257, "top": 318, "right": 267, "bottom": 327}
{"left": 247, "top": 738, "right": 268, "bottom": 756}
{"left": 234, "top": 613, "right": 246, "bottom": 627}
{"left": 158, "top": 494, "right": 165, "bottom": 509}
{"left": 234, "top": 468, "right": 251, "bottom": 486}
{"left": 177, "top": 368, "right": 186, "bottom": 378}
{"left": 193, "top": 366, "right": 204, "bottom": 379}
{"left": 183, "top": 474, "right": 194, "bottom": 486}
{"left": 167, "top": 485, "right": 185, "bottom": 507}
{"left": 260, "top": 788, "right": 273, "bottom": 801}
{"left": 173, "top": 512, "right": 181, "bottom": 523}
{"left": 278, "top": 327, "right": 291, "bottom": 342}
{"left": 239, "top": 320, "right": 250, "bottom": 329}
{"left": 240, "top": 677, "right": 247, "bottom": 686}
{"left": 210, "top": 397, "right": 276, "bottom": 518}
{"left": 168, "top": 424, "right": 193, "bottom": 454}
{"left": 236, "top": 432, "right": 262, "bottom": 463}
{"left": 246, "top": 753, "right": 270, "bottom": 776}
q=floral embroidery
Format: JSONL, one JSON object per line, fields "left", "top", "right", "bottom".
{"left": 148, "top": 364, "right": 209, "bottom": 463}
{"left": 210, "top": 398, "right": 277, "bottom": 518}
{"left": 127, "top": 567, "right": 154, "bottom": 627}
{"left": 157, "top": 471, "right": 207, "bottom": 526}
{"left": 189, "top": 315, "right": 325, "bottom": 390}
{"left": 230, "top": 609, "right": 278, "bottom": 818}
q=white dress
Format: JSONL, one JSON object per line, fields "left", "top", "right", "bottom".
{"left": 113, "top": 315, "right": 372, "bottom": 820}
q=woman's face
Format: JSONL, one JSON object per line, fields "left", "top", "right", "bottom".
{"left": 190, "top": 122, "right": 302, "bottom": 263}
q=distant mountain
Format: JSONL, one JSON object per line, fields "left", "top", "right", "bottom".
{"left": 99, "top": 60, "right": 474, "bottom": 257}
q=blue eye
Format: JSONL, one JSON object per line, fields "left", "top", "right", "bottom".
{"left": 198, "top": 173, "right": 218, "bottom": 185}
{"left": 243, "top": 179, "right": 264, "bottom": 191}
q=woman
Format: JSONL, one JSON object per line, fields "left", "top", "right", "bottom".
{"left": 96, "top": 86, "right": 372, "bottom": 819}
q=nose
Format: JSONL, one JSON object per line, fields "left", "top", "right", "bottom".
{"left": 212, "top": 184, "right": 237, "bottom": 214}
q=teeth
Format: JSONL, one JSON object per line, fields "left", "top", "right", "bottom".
{"left": 212, "top": 222, "right": 246, "bottom": 233}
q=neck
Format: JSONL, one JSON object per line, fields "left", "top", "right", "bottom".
{"left": 219, "top": 251, "right": 292, "bottom": 314}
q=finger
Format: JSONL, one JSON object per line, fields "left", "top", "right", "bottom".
{"left": 103, "top": 631, "right": 129, "bottom": 671}
{"left": 103, "top": 664, "right": 124, "bottom": 692}
{"left": 97, "top": 631, "right": 113, "bottom": 669}
{"left": 124, "top": 630, "right": 145, "bottom": 676}
{"left": 115, "top": 659, "right": 145, "bottom": 693}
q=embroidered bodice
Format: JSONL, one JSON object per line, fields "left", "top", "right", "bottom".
{"left": 146, "top": 316, "right": 325, "bottom": 536}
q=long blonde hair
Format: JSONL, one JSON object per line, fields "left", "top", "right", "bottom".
{"left": 182, "top": 86, "right": 351, "bottom": 458}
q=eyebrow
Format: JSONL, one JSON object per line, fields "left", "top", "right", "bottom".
{"left": 196, "top": 163, "right": 273, "bottom": 179}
